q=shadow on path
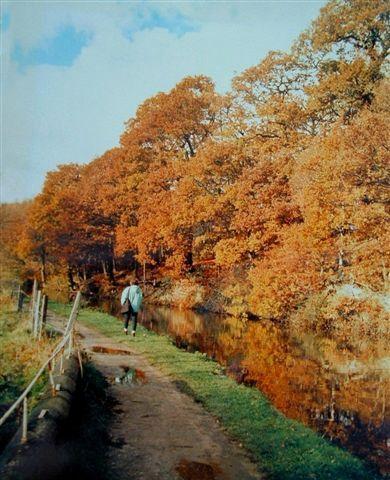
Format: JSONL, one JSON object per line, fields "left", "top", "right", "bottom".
{"left": 54, "top": 362, "right": 120, "bottom": 480}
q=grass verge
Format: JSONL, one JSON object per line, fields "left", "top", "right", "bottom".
{"left": 50, "top": 301, "right": 379, "bottom": 480}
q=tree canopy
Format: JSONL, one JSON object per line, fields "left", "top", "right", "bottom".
{"left": 5, "top": 0, "right": 389, "bottom": 322}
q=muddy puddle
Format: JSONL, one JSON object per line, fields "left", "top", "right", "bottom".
{"left": 115, "top": 366, "right": 147, "bottom": 385}
{"left": 91, "top": 345, "right": 132, "bottom": 355}
{"left": 176, "top": 459, "right": 222, "bottom": 480}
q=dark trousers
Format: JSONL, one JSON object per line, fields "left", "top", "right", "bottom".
{"left": 123, "top": 311, "right": 138, "bottom": 331}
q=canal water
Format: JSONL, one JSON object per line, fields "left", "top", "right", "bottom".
{"left": 104, "top": 301, "right": 389, "bottom": 476}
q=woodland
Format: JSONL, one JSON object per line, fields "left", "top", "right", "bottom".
{"left": 1, "top": 0, "right": 389, "bottom": 337}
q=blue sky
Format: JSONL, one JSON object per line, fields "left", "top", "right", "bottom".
{"left": 11, "top": 25, "right": 93, "bottom": 69}
{"left": 1, "top": 1, "right": 325, "bottom": 203}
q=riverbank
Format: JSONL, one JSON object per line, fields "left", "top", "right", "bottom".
{"left": 142, "top": 277, "right": 390, "bottom": 349}
{"left": 144, "top": 276, "right": 245, "bottom": 316}
{"left": 50, "top": 302, "right": 379, "bottom": 480}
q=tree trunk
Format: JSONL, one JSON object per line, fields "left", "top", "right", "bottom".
{"left": 40, "top": 250, "right": 46, "bottom": 287}
{"left": 40, "top": 264, "right": 46, "bottom": 287}
{"left": 108, "top": 257, "right": 115, "bottom": 283}
{"left": 102, "top": 260, "right": 107, "bottom": 277}
{"left": 67, "top": 265, "right": 75, "bottom": 290}
{"left": 184, "top": 136, "right": 195, "bottom": 157}
{"left": 185, "top": 250, "right": 194, "bottom": 271}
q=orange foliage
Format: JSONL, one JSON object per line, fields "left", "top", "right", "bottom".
{"left": 8, "top": 1, "right": 388, "bottom": 334}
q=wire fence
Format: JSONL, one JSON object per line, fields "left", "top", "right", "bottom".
{"left": 0, "top": 291, "right": 82, "bottom": 443}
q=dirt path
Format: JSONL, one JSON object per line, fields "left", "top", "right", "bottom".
{"left": 49, "top": 313, "right": 264, "bottom": 480}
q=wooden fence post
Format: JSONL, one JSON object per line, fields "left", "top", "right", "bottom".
{"left": 67, "top": 329, "right": 74, "bottom": 358}
{"left": 30, "top": 279, "right": 38, "bottom": 332}
{"left": 16, "top": 285, "right": 24, "bottom": 312}
{"left": 38, "top": 295, "right": 48, "bottom": 340}
{"left": 48, "top": 361, "right": 55, "bottom": 396}
{"left": 21, "top": 397, "right": 28, "bottom": 443}
{"left": 33, "top": 291, "right": 42, "bottom": 339}
{"left": 42, "top": 294, "right": 48, "bottom": 323}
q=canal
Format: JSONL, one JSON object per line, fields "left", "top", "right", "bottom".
{"left": 103, "top": 300, "right": 389, "bottom": 477}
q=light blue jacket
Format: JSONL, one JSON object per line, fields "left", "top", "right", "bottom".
{"left": 121, "top": 285, "right": 143, "bottom": 313}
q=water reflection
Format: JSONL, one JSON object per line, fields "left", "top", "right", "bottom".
{"left": 241, "top": 322, "right": 389, "bottom": 474}
{"left": 103, "top": 301, "right": 389, "bottom": 476}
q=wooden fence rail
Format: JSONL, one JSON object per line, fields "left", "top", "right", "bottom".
{"left": 0, "top": 291, "right": 82, "bottom": 444}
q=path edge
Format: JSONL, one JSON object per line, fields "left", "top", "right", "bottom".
{"left": 0, "top": 354, "right": 80, "bottom": 479}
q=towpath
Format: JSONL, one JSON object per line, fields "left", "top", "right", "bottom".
{"left": 49, "top": 312, "right": 264, "bottom": 480}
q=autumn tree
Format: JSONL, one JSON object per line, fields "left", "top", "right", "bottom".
{"left": 231, "top": 51, "right": 311, "bottom": 142}
{"left": 78, "top": 148, "right": 131, "bottom": 279}
{"left": 294, "top": 0, "right": 389, "bottom": 124}
{"left": 120, "top": 75, "right": 222, "bottom": 160}
{"left": 116, "top": 76, "right": 224, "bottom": 273}
{"left": 291, "top": 105, "right": 389, "bottom": 291}
{"left": 18, "top": 164, "right": 88, "bottom": 286}
{"left": 248, "top": 97, "right": 389, "bottom": 320}
{"left": 14, "top": 0, "right": 389, "bottom": 336}
{"left": 0, "top": 202, "right": 31, "bottom": 287}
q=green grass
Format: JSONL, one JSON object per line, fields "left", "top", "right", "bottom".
{"left": 50, "top": 301, "right": 379, "bottom": 480}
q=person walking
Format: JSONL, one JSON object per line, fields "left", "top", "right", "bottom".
{"left": 121, "top": 279, "right": 143, "bottom": 336}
